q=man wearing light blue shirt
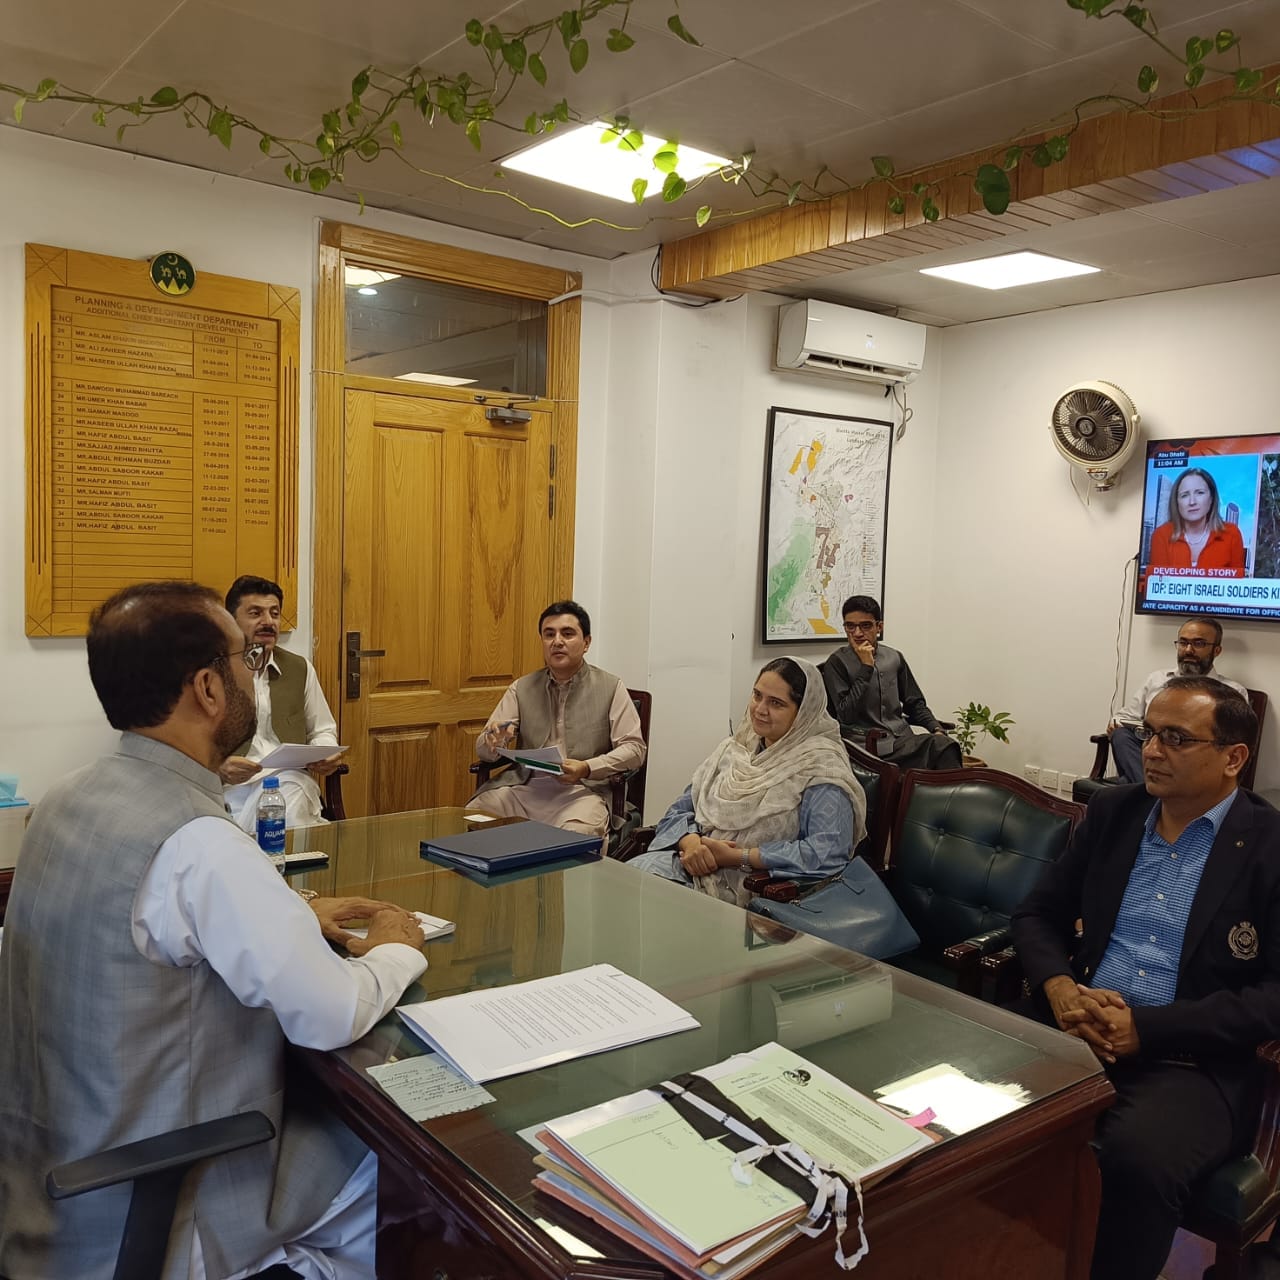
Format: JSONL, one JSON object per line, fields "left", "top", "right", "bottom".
{"left": 1013, "top": 676, "right": 1280, "bottom": 1280}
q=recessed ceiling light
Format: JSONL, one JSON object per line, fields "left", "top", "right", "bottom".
{"left": 344, "top": 267, "right": 401, "bottom": 288}
{"left": 357, "top": 286, "right": 378, "bottom": 296}
{"left": 501, "top": 121, "right": 731, "bottom": 202}
{"left": 395, "top": 372, "right": 477, "bottom": 387}
{"left": 920, "top": 251, "right": 1100, "bottom": 290}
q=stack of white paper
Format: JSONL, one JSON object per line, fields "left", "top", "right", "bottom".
{"left": 398, "top": 964, "right": 698, "bottom": 1084}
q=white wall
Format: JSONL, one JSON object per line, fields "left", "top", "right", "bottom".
{"left": 598, "top": 260, "right": 943, "bottom": 819}
{"left": 932, "top": 275, "right": 1280, "bottom": 792}
{"left": 0, "top": 127, "right": 611, "bottom": 800}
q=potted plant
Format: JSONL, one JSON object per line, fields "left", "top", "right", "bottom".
{"left": 951, "top": 703, "right": 1015, "bottom": 768}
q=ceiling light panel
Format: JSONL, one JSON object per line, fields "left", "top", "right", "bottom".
{"left": 919, "top": 251, "right": 1100, "bottom": 290}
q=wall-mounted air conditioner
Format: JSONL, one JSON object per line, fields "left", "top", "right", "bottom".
{"left": 775, "top": 299, "right": 926, "bottom": 386}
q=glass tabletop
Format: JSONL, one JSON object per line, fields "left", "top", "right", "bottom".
{"left": 290, "top": 809, "right": 1103, "bottom": 1261}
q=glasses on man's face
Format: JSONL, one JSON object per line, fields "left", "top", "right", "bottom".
{"left": 844, "top": 621, "right": 878, "bottom": 634}
{"left": 1174, "top": 638, "right": 1214, "bottom": 652}
{"left": 1134, "top": 723, "right": 1224, "bottom": 751}
{"left": 221, "top": 642, "right": 268, "bottom": 674}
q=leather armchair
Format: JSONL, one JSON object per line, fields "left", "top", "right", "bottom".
{"left": 886, "top": 767, "right": 1084, "bottom": 997}
{"left": 46, "top": 1111, "right": 277, "bottom": 1280}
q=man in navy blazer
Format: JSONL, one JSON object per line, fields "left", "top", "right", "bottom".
{"left": 1013, "top": 675, "right": 1279, "bottom": 1280}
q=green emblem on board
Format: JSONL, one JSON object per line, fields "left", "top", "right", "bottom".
{"left": 150, "top": 252, "right": 196, "bottom": 296}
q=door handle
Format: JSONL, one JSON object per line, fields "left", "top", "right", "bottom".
{"left": 345, "top": 632, "right": 386, "bottom": 700}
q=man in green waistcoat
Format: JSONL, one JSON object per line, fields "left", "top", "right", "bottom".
{"left": 219, "top": 574, "right": 344, "bottom": 831}
{"left": 470, "top": 600, "right": 645, "bottom": 837}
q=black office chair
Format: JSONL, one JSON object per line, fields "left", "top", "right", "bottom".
{"left": 46, "top": 1111, "right": 287, "bottom": 1280}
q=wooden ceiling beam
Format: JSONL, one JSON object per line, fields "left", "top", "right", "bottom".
{"left": 659, "top": 69, "right": 1280, "bottom": 298}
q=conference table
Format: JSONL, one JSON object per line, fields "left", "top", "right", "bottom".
{"left": 285, "top": 809, "right": 1113, "bottom": 1280}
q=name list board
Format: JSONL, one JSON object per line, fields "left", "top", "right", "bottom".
{"left": 25, "top": 245, "right": 300, "bottom": 636}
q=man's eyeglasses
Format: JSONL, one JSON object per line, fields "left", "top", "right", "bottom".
{"left": 219, "top": 642, "right": 269, "bottom": 674}
{"left": 1134, "top": 723, "right": 1225, "bottom": 751}
{"left": 1174, "top": 638, "right": 1214, "bottom": 652}
{"left": 843, "top": 622, "right": 878, "bottom": 634}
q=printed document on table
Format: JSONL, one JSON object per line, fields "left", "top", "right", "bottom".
{"left": 366, "top": 1054, "right": 494, "bottom": 1121}
{"left": 256, "top": 743, "right": 348, "bottom": 770}
{"left": 397, "top": 963, "right": 698, "bottom": 1083}
{"left": 497, "top": 744, "right": 564, "bottom": 774}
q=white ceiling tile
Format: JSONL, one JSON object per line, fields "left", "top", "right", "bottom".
{"left": 627, "top": 0, "right": 881, "bottom": 59}
{"left": 2, "top": 0, "right": 181, "bottom": 69}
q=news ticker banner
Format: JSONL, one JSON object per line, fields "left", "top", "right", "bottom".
{"left": 1145, "top": 571, "right": 1280, "bottom": 618}
{"left": 24, "top": 244, "right": 299, "bottom": 636}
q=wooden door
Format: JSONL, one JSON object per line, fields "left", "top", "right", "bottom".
{"left": 340, "top": 388, "right": 556, "bottom": 815}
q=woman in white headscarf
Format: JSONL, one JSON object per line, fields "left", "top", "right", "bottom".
{"left": 631, "top": 656, "right": 866, "bottom": 906}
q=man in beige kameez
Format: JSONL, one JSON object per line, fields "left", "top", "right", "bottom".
{"left": 469, "top": 601, "right": 644, "bottom": 837}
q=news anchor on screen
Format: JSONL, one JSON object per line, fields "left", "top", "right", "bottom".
{"left": 1147, "top": 467, "right": 1246, "bottom": 576}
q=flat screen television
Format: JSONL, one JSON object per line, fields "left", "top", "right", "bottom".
{"left": 1136, "top": 433, "right": 1280, "bottom": 620}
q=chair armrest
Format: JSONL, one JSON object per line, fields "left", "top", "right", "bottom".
{"left": 1087, "top": 734, "right": 1111, "bottom": 780}
{"left": 612, "top": 826, "right": 656, "bottom": 862}
{"left": 322, "top": 763, "right": 349, "bottom": 822}
{"left": 469, "top": 760, "right": 509, "bottom": 786}
{"left": 936, "top": 720, "right": 956, "bottom": 732}
{"left": 1249, "top": 1041, "right": 1280, "bottom": 1182}
{"left": 47, "top": 1111, "right": 275, "bottom": 1199}
{"left": 942, "top": 928, "right": 1011, "bottom": 997}
{"left": 979, "top": 946, "right": 1028, "bottom": 1006}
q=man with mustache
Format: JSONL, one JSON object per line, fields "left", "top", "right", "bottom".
{"left": 471, "top": 600, "right": 645, "bottom": 838}
{"left": 0, "top": 581, "right": 427, "bottom": 1279}
{"left": 220, "top": 573, "right": 343, "bottom": 832}
{"left": 1013, "top": 678, "right": 1280, "bottom": 1280}
{"left": 1106, "top": 617, "right": 1247, "bottom": 783}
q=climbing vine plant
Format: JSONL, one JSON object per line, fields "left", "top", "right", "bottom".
{"left": 1, "top": 0, "right": 1278, "bottom": 233}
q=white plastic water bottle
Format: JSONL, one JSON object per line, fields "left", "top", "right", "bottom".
{"left": 256, "top": 776, "right": 286, "bottom": 873}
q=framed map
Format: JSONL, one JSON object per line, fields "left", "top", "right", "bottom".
{"left": 761, "top": 407, "right": 892, "bottom": 644}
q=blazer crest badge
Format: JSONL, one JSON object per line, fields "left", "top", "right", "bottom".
{"left": 1228, "top": 921, "right": 1260, "bottom": 961}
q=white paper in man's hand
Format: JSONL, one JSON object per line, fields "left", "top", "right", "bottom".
{"left": 256, "top": 743, "right": 349, "bottom": 770}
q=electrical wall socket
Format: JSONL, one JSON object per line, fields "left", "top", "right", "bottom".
{"left": 1024, "top": 764, "right": 1040, "bottom": 785}
{"left": 1040, "top": 769, "right": 1059, "bottom": 791}
{"left": 1059, "top": 772, "right": 1078, "bottom": 796}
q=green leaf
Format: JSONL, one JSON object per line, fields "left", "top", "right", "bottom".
{"left": 465, "top": 18, "right": 484, "bottom": 45}
{"left": 1214, "top": 28, "right": 1238, "bottom": 53}
{"left": 465, "top": 118, "right": 482, "bottom": 150}
{"left": 1081, "top": 0, "right": 1108, "bottom": 15}
{"left": 1003, "top": 145, "right": 1021, "bottom": 170}
{"left": 529, "top": 53, "right": 547, "bottom": 85}
{"left": 662, "top": 172, "right": 687, "bottom": 201}
{"left": 974, "top": 165, "right": 1011, "bottom": 214}
{"left": 323, "top": 110, "right": 341, "bottom": 135}
{"left": 557, "top": 10, "right": 581, "bottom": 47}
{"left": 653, "top": 146, "right": 679, "bottom": 173}
{"left": 12, "top": 97, "right": 25, "bottom": 124}
{"left": 922, "top": 197, "right": 940, "bottom": 222}
{"left": 911, "top": 181, "right": 927, "bottom": 195}
{"left": 599, "top": 127, "right": 618, "bottom": 143}
{"left": 525, "top": 112, "right": 540, "bottom": 134}
{"left": 1122, "top": 4, "right": 1147, "bottom": 28}
{"left": 351, "top": 69, "right": 370, "bottom": 100}
{"left": 569, "top": 38, "right": 589, "bottom": 72}
{"left": 35, "top": 77, "right": 58, "bottom": 101}
{"left": 308, "top": 168, "right": 331, "bottom": 192}
{"left": 316, "top": 132, "right": 335, "bottom": 158}
{"left": 871, "top": 155, "right": 894, "bottom": 178}
{"left": 620, "top": 129, "right": 644, "bottom": 152}
{"left": 1184, "top": 64, "right": 1205, "bottom": 89}
{"left": 631, "top": 176, "right": 648, "bottom": 204}
{"left": 785, "top": 181, "right": 801, "bottom": 206}
{"left": 552, "top": 98, "right": 570, "bottom": 123}
{"left": 345, "top": 102, "right": 361, "bottom": 126}
{"left": 503, "top": 38, "right": 527, "bottom": 71}
{"left": 116, "top": 123, "right": 128, "bottom": 142}
{"left": 695, "top": 204, "right": 711, "bottom": 227}
{"left": 1185, "top": 35, "right": 1206, "bottom": 64}
{"left": 259, "top": 134, "right": 272, "bottom": 154}
{"left": 92, "top": 107, "right": 106, "bottom": 126}
{"left": 887, "top": 194, "right": 905, "bottom": 215}
{"left": 148, "top": 85, "right": 179, "bottom": 107}
{"left": 483, "top": 24, "right": 503, "bottom": 52}
{"left": 208, "top": 109, "right": 233, "bottom": 148}
{"left": 1137, "top": 64, "right": 1158, "bottom": 93}
{"left": 1235, "top": 67, "right": 1263, "bottom": 92}
{"left": 357, "top": 138, "right": 379, "bottom": 160}
{"left": 1032, "top": 143, "right": 1052, "bottom": 167}
{"left": 1046, "top": 134, "right": 1070, "bottom": 162}
{"left": 667, "top": 13, "right": 700, "bottom": 44}
{"left": 390, "top": 120, "right": 402, "bottom": 147}
{"left": 606, "top": 28, "right": 636, "bottom": 52}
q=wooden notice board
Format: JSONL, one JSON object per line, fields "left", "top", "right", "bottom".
{"left": 24, "top": 244, "right": 300, "bottom": 636}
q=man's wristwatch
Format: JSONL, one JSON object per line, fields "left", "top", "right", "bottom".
{"left": 740, "top": 848, "right": 752, "bottom": 873}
